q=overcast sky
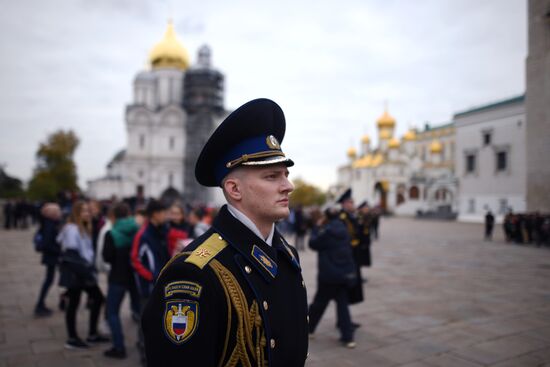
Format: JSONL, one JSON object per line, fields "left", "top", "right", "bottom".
{"left": 0, "top": 0, "right": 526, "bottom": 190}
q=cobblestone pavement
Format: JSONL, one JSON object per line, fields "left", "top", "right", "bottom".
{"left": 1, "top": 217, "right": 550, "bottom": 366}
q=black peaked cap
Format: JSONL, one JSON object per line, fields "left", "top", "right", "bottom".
{"left": 195, "top": 98, "right": 287, "bottom": 187}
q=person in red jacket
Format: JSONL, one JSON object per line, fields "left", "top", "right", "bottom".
{"left": 166, "top": 204, "right": 191, "bottom": 256}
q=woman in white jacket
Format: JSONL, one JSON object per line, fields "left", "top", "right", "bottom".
{"left": 57, "top": 201, "right": 109, "bottom": 349}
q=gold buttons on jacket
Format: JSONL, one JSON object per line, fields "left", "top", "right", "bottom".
{"left": 307, "top": 315, "right": 309, "bottom": 323}
{"left": 270, "top": 338, "right": 276, "bottom": 349}
{"left": 263, "top": 301, "right": 269, "bottom": 310}
{"left": 244, "top": 266, "right": 252, "bottom": 274}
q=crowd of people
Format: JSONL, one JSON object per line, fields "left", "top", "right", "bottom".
{"left": 2, "top": 198, "right": 40, "bottom": 229}
{"left": 26, "top": 190, "right": 382, "bottom": 361}
{"left": 502, "top": 211, "right": 550, "bottom": 246}
{"left": 31, "top": 196, "right": 215, "bottom": 360}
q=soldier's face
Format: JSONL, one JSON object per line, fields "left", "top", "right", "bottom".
{"left": 238, "top": 164, "right": 294, "bottom": 223}
{"left": 342, "top": 199, "right": 355, "bottom": 212}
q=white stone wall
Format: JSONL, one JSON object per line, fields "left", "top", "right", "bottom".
{"left": 455, "top": 101, "right": 526, "bottom": 222}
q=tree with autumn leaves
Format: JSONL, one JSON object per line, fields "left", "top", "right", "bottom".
{"left": 27, "top": 130, "right": 80, "bottom": 201}
{"left": 290, "top": 178, "right": 326, "bottom": 208}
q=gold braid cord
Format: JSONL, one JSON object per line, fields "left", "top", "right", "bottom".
{"left": 343, "top": 216, "right": 360, "bottom": 246}
{"left": 210, "top": 259, "right": 267, "bottom": 367}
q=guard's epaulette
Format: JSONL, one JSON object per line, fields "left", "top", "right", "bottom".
{"left": 185, "top": 233, "right": 228, "bottom": 269}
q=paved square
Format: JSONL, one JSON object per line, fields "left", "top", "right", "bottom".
{"left": 1, "top": 217, "right": 550, "bottom": 366}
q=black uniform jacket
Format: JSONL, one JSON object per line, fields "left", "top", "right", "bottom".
{"left": 338, "top": 210, "right": 365, "bottom": 304}
{"left": 142, "top": 205, "right": 309, "bottom": 367}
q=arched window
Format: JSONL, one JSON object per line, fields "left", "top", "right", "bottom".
{"left": 409, "top": 186, "right": 419, "bottom": 200}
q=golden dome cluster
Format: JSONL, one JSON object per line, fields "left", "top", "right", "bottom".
{"left": 345, "top": 107, "right": 419, "bottom": 159}
{"left": 149, "top": 21, "right": 190, "bottom": 70}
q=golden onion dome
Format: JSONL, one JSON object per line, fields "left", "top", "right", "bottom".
{"left": 403, "top": 129, "right": 417, "bottom": 141}
{"left": 149, "top": 21, "right": 190, "bottom": 70}
{"left": 377, "top": 109, "right": 396, "bottom": 129}
{"left": 361, "top": 134, "right": 371, "bottom": 144}
{"left": 379, "top": 129, "right": 392, "bottom": 140}
{"left": 347, "top": 147, "right": 357, "bottom": 158}
{"left": 429, "top": 140, "right": 443, "bottom": 154}
{"left": 388, "top": 138, "right": 400, "bottom": 149}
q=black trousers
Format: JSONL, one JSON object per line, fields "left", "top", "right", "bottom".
{"left": 65, "top": 285, "right": 104, "bottom": 339}
{"left": 308, "top": 282, "right": 353, "bottom": 342}
{"left": 36, "top": 264, "right": 56, "bottom": 308}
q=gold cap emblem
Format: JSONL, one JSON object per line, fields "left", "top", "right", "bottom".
{"left": 266, "top": 135, "right": 280, "bottom": 150}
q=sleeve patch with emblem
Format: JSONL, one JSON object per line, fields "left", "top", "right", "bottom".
{"left": 164, "top": 281, "right": 202, "bottom": 298}
{"left": 164, "top": 299, "right": 199, "bottom": 344}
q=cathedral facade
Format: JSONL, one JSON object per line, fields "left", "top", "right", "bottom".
{"left": 336, "top": 109, "right": 458, "bottom": 217}
{"left": 88, "top": 22, "right": 227, "bottom": 204}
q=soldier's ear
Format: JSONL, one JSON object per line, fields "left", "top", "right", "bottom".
{"left": 223, "top": 177, "right": 242, "bottom": 202}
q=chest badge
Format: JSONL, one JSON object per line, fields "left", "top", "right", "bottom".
{"left": 164, "top": 300, "right": 199, "bottom": 344}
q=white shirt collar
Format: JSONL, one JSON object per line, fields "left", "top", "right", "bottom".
{"left": 226, "top": 204, "right": 275, "bottom": 246}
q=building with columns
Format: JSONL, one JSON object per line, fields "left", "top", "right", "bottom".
{"left": 88, "top": 22, "right": 227, "bottom": 204}
{"left": 336, "top": 109, "right": 457, "bottom": 216}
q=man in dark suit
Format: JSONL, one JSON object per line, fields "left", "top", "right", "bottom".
{"left": 142, "top": 99, "right": 309, "bottom": 366}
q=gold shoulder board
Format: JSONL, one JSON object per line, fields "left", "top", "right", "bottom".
{"left": 185, "top": 233, "right": 228, "bottom": 269}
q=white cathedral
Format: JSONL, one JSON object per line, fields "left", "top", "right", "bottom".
{"left": 88, "top": 22, "right": 227, "bottom": 204}
{"left": 336, "top": 109, "right": 457, "bottom": 217}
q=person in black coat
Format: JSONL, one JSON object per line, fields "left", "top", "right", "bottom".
{"left": 34, "top": 203, "right": 62, "bottom": 316}
{"left": 485, "top": 210, "right": 495, "bottom": 240}
{"left": 293, "top": 206, "right": 307, "bottom": 251}
{"left": 307, "top": 207, "right": 358, "bottom": 348}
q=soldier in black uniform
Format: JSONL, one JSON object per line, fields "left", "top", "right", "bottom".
{"left": 337, "top": 189, "right": 364, "bottom": 305}
{"left": 142, "top": 99, "right": 309, "bottom": 367}
{"left": 357, "top": 201, "right": 372, "bottom": 269}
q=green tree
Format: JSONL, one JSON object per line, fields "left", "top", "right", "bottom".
{"left": 27, "top": 130, "right": 80, "bottom": 201}
{"left": 0, "top": 167, "right": 24, "bottom": 198}
{"left": 290, "top": 178, "right": 327, "bottom": 207}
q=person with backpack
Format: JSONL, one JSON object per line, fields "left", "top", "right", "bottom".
{"left": 57, "top": 200, "right": 109, "bottom": 349}
{"left": 34, "top": 203, "right": 62, "bottom": 317}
